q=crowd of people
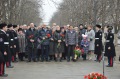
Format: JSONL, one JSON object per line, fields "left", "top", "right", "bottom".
{"left": 0, "top": 22, "right": 116, "bottom": 77}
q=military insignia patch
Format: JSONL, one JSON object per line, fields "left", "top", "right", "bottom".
{"left": 0, "top": 38, "right": 3, "bottom": 42}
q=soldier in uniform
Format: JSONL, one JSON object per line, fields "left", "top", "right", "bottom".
{"left": 4, "top": 24, "right": 14, "bottom": 68}
{"left": 94, "top": 25, "right": 103, "bottom": 62}
{"left": 6, "top": 24, "right": 15, "bottom": 67}
{"left": 12, "top": 25, "right": 19, "bottom": 62}
{"left": 7, "top": 24, "right": 16, "bottom": 62}
{"left": 105, "top": 26, "right": 116, "bottom": 67}
{"left": 0, "top": 23, "right": 8, "bottom": 77}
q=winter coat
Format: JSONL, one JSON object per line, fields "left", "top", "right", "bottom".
{"left": 81, "top": 39, "right": 89, "bottom": 54}
{"left": 105, "top": 32, "right": 116, "bottom": 57}
{"left": 94, "top": 30, "right": 103, "bottom": 55}
{"left": 65, "top": 30, "right": 78, "bottom": 45}
{"left": 38, "top": 28, "right": 52, "bottom": 45}
{"left": 0, "top": 30, "right": 11, "bottom": 62}
{"left": 18, "top": 33, "right": 26, "bottom": 53}
{"left": 26, "top": 28, "right": 38, "bottom": 48}
{"left": 85, "top": 29, "right": 95, "bottom": 51}
{"left": 53, "top": 30, "right": 65, "bottom": 53}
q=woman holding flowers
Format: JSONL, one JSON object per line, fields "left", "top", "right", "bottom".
{"left": 53, "top": 26, "right": 65, "bottom": 62}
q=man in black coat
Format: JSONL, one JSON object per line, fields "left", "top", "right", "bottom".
{"left": 0, "top": 23, "right": 9, "bottom": 77}
{"left": 38, "top": 24, "right": 52, "bottom": 62}
{"left": 94, "top": 25, "right": 103, "bottom": 62}
{"left": 105, "top": 26, "right": 116, "bottom": 67}
{"left": 26, "top": 23, "right": 38, "bottom": 62}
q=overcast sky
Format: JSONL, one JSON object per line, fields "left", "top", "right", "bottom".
{"left": 42, "top": 0, "right": 62, "bottom": 24}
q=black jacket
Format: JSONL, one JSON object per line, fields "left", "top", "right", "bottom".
{"left": 26, "top": 28, "right": 38, "bottom": 48}
{"left": 94, "top": 30, "right": 103, "bottom": 55}
{"left": 105, "top": 32, "right": 116, "bottom": 57}
{"left": 38, "top": 28, "right": 52, "bottom": 45}
{"left": 0, "top": 30, "right": 10, "bottom": 62}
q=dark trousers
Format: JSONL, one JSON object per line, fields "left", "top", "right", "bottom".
{"left": 10, "top": 48, "right": 16, "bottom": 62}
{"left": 108, "top": 56, "right": 113, "bottom": 66}
{"left": 18, "top": 53, "right": 25, "bottom": 61}
{"left": 96, "top": 54, "right": 101, "bottom": 61}
{"left": 36, "top": 49, "right": 41, "bottom": 61}
{"left": 82, "top": 53, "right": 86, "bottom": 60}
{"left": 0, "top": 62, "right": 5, "bottom": 75}
{"left": 67, "top": 45, "right": 75, "bottom": 60}
{"left": 28, "top": 47, "right": 37, "bottom": 61}
{"left": 62, "top": 45, "right": 67, "bottom": 60}
{"left": 41, "top": 45, "right": 49, "bottom": 61}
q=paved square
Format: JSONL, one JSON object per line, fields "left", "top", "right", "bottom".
{"left": 1, "top": 59, "right": 120, "bottom": 79}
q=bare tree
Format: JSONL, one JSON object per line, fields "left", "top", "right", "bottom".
{"left": 0, "top": 0, "right": 42, "bottom": 25}
{"left": 50, "top": 0, "right": 120, "bottom": 33}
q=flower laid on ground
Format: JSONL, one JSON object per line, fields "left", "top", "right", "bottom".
{"left": 84, "top": 72, "right": 107, "bottom": 79}
{"left": 74, "top": 47, "right": 84, "bottom": 60}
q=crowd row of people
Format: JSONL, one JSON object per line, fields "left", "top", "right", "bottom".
{"left": 0, "top": 22, "right": 116, "bottom": 77}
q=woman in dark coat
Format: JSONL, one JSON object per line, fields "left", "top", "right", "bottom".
{"left": 49, "top": 29, "right": 55, "bottom": 60}
{"left": 53, "top": 26, "right": 64, "bottom": 62}
{"left": 105, "top": 26, "right": 116, "bottom": 67}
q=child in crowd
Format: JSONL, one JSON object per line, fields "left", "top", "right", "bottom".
{"left": 81, "top": 34, "right": 89, "bottom": 60}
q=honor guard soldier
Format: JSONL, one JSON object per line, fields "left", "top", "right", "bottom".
{"left": 94, "top": 25, "right": 103, "bottom": 62}
{"left": 6, "top": 24, "right": 15, "bottom": 67}
{"left": 12, "top": 25, "right": 19, "bottom": 62}
{"left": 0, "top": 23, "right": 8, "bottom": 77}
{"left": 105, "top": 26, "right": 116, "bottom": 67}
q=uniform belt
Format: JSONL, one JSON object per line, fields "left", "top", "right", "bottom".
{"left": 14, "top": 37, "right": 18, "bottom": 39}
{"left": 95, "top": 38, "right": 99, "bottom": 40}
{"left": 11, "top": 39, "right": 14, "bottom": 41}
{"left": 106, "top": 40, "right": 110, "bottom": 42}
{"left": 4, "top": 42, "right": 9, "bottom": 45}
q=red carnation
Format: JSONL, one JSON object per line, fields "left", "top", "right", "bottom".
{"left": 47, "top": 34, "right": 51, "bottom": 38}
{"left": 60, "top": 34, "right": 65, "bottom": 37}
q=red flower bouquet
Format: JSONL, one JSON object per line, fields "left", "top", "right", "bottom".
{"left": 46, "top": 34, "right": 51, "bottom": 38}
{"left": 74, "top": 46, "right": 84, "bottom": 60}
{"left": 84, "top": 72, "right": 107, "bottom": 79}
{"left": 40, "top": 34, "right": 51, "bottom": 44}
{"left": 57, "top": 33, "right": 65, "bottom": 48}
{"left": 28, "top": 34, "right": 34, "bottom": 48}
{"left": 60, "top": 34, "right": 65, "bottom": 37}
{"left": 28, "top": 34, "right": 34, "bottom": 39}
